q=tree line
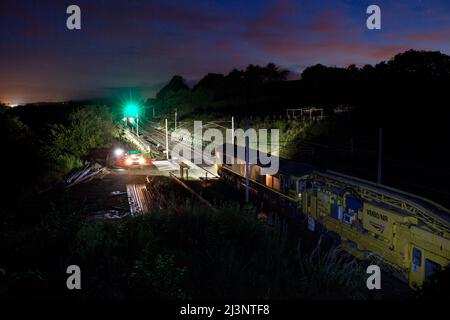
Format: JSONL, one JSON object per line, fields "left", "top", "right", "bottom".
{"left": 149, "top": 49, "right": 450, "bottom": 123}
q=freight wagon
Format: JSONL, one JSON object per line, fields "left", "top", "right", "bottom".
{"left": 216, "top": 144, "right": 450, "bottom": 288}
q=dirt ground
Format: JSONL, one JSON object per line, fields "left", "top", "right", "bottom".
{"left": 68, "top": 170, "right": 147, "bottom": 214}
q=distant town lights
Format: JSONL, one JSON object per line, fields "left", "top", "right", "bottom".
{"left": 4, "top": 102, "right": 19, "bottom": 107}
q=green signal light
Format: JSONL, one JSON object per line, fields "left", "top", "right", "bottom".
{"left": 124, "top": 102, "right": 139, "bottom": 117}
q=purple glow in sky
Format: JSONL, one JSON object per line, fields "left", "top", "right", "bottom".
{"left": 1, "top": 0, "right": 450, "bottom": 103}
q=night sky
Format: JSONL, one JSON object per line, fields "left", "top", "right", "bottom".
{"left": 1, "top": 0, "right": 450, "bottom": 104}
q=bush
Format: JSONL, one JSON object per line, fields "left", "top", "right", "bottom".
{"left": 44, "top": 106, "right": 117, "bottom": 178}
{"left": 0, "top": 113, "right": 47, "bottom": 200}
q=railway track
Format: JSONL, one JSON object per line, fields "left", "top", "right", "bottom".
{"left": 137, "top": 121, "right": 218, "bottom": 178}
{"left": 126, "top": 183, "right": 150, "bottom": 215}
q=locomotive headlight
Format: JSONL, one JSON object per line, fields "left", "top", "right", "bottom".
{"left": 114, "top": 148, "right": 124, "bottom": 157}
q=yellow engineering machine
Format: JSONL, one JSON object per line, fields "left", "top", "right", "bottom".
{"left": 217, "top": 144, "right": 450, "bottom": 288}
{"left": 300, "top": 171, "right": 450, "bottom": 288}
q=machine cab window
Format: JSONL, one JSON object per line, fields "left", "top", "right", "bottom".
{"left": 412, "top": 247, "right": 422, "bottom": 267}
{"left": 425, "top": 259, "right": 441, "bottom": 281}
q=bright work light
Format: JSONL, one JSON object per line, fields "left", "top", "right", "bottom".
{"left": 114, "top": 148, "right": 124, "bottom": 157}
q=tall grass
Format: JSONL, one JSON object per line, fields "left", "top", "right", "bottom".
{"left": 1, "top": 181, "right": 369, "bottom": 299}
{"left": 296, "top": 237, "right": 367, "bottom": 299}
{"left": 68, "top": 206, "right": 368, "bottom": 299}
